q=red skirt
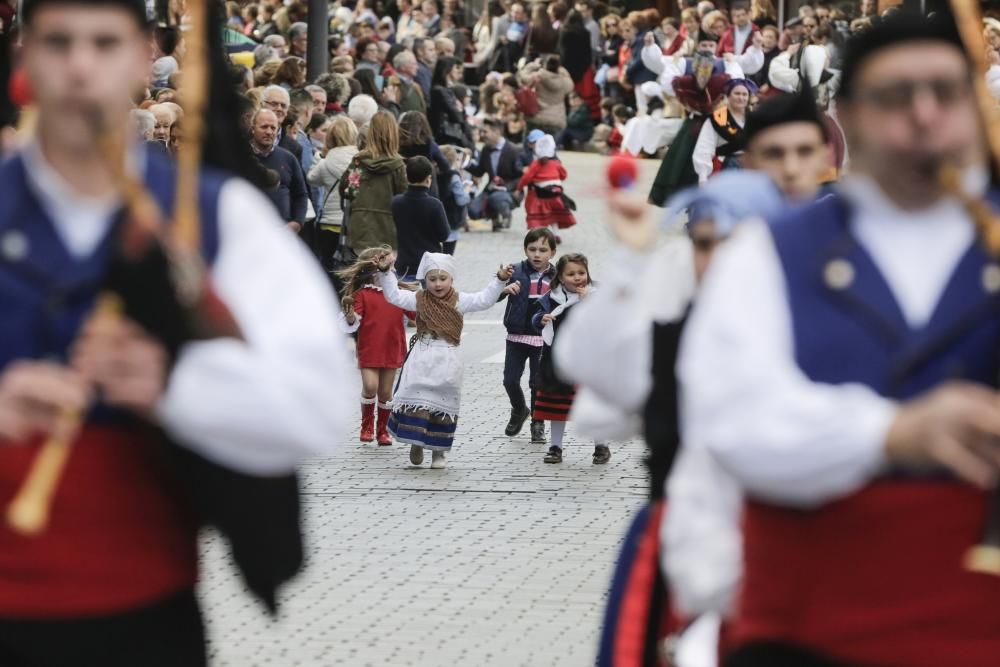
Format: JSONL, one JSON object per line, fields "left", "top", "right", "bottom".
{"left": 533, "top": 389, "right": 575, "bottom": 422}
{"left": 525, "top": 189, "right": 577, "bottom": 230}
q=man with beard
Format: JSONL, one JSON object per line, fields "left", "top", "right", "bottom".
{"left": 644, "top": 29, "right": 763, "bottom": 205}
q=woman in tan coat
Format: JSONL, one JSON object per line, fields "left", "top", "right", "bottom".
{"left": 517, "top": 55, "right": 575, "bottom": 136}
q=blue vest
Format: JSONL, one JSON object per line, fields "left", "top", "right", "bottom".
{"left": 0, "top": 149, "right": 226, "bottom": 372}
{"left": 769, "top": 193, "right": 1000, "bottom": 404}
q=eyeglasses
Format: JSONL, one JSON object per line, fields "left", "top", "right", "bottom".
{"left": 264, "top": 100, "right": 289, "bottom": 110}
{"left": 854, "top": 76, "right": 972, "bottom": 111}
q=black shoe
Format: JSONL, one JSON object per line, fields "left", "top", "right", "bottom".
{"left": 593, "top": 444, "right": 611, "bottom": 465}
{"left": 492, "top": 218, "right": 502, "bottom": 232}
{"left": 505, "top": 408, "right": 530, "bottom": 437}
{"left": 544, "top": 446, "right": 563, "bottom": 463}
{"left": 501, "top": 213, "right": 512, "bottom": 229}
{"left": 530, "top": 420, "right": 546, "bottom": 443}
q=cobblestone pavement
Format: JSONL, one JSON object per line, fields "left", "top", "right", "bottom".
{"left": 199, "top": 152, "right": 662, "bottom": 667}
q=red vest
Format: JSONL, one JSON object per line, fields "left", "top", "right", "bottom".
{"left": 0, "top": 424, "right": 198, "bottom": 618}
{"left": 733, "top": 481, "right": 1000, "bottom": 666}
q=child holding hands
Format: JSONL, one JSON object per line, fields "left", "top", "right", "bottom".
{"left": 376, "top": 250, "right": 514, "bottom": 469}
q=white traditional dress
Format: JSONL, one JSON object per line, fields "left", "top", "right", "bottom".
{"left": 379, "top": 254, "right": 505, "bottom": 451}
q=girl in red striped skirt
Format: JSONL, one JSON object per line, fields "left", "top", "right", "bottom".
{"left": 531, "top": 253, "right": 611, "bottom": 465}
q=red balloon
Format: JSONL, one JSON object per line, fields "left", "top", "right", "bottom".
{"left": 606, "top": 154, "right": 638, "bottom": 190}
{"left": 9, "top": 68, "right": 33, "bottom": 107}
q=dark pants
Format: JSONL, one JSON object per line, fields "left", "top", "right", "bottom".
{"left": 0, "top": 589, "right": 206, "bottom": 667}
{"left": 503, "top": 340, "right": 542, "bottom": 415}
{"left": 556, "top": 127, "right": 593, "bottom": 150}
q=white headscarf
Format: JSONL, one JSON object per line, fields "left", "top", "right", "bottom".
{"left": 416, "top": 252, "right": 457, "bottom": 281}
{"left": 535, "top": 134, "right": 556, "bottom": 159}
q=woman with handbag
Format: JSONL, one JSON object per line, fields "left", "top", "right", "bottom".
{"left": 429, "top": 57, "right": 475, "bottom": 150}
{"left": 307, "top": 116, "right": 360, "bottom": 276}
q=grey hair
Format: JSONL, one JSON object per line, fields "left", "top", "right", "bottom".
{"left": 393, "top": 50, "right": 416, "bottom": 69}
{"left": 263, "top": 84, "right": 290, "bottom": 102}
{"left": 129, "top": 109, "right": 156, "bottom": 139}
{"left": 289, "top": 22, "right": 308, "bottom": 39}
{"left": 264, "top": 34, "right": 286, "bottom": 48}
{"left": 253, "top": 44, "right": 277, "bottom": 64}
{"left": 347, "top": 95, "right": 379, "bottom": 127}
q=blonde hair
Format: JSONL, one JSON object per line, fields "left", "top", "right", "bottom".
{"left": 325, "top": 115, "right": 359, "bottom": 151}
{"left": 337, "top": 245, "right": 392, "bottom": 301}
{"left": 254, "top": 59, "right": 282, "bottom": 87}
{"left": 751, "top": 0, "right": 775, "bottom": 20}
{"left": 363, "top": 110, "right": 400, "bottom": 159}
{"left": 440, "top": 144, "right": 460, "bottom": 166}
{"left": 701, "top": 10, "right": 728, "bottom": 34}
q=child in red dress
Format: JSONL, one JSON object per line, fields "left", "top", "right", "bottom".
{"left": 517, "top": 134, "right": 577, "bottom": 234}
{"left": 339, "top": 247, "right": 415, "bottom": 445}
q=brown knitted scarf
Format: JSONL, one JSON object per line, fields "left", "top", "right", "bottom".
{"left": 415, "top": 288, "right": 463, "bottom": 345}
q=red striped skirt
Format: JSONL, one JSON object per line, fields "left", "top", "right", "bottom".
{"left": 533, "top": 389, "right": 575, "bottom": 422}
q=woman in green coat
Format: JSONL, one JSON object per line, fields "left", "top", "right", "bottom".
{"left": 340, "top": 111, "right": 407, "bottom": 255}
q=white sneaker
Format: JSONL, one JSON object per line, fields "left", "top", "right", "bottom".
{"left": 430, "top": 451, "right": 446, "bottom": 469}
{"left": 409, "top": 445, "right": 424, "bottom": 465}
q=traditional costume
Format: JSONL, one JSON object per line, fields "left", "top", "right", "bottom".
{"left": 381, "top": 253, "right": 505, "bottom": 455}
{"left": 517, "top": 135, "right": 577, "bottom": 231}
{"left": 691, "top": 79, "right": 757, "bottom": 183}
{"left": 645, "top": 33, "right": 759, "bottom": 205}
{"left": 531, "top": 284, "right": 589, "bottom": 423}
{"left": 768, "top": 43, "right": 846, "bottom": 181}
{"left": 0, "top": 1, "right": 353, "bottom": 663}
{"left": 342, "top": 283, "right": 412, "bottom": 370}
{"left": 673, "top": 13, "right": 1000, "bottom": 666}
{"left": 0, "top": 140, "right": 352, "bottom": 666}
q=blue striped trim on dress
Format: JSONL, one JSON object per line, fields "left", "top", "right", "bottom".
{"left": 388, "top": 411, "right": 458, "bottom": 450}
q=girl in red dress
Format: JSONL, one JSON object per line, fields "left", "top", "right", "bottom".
{"left": 517, "top": 134, "right": 577, "bottom": 234}
{"left": 339, "top": 247, "right": 415, "bottom": 446}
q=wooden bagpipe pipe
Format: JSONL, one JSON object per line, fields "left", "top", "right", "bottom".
{"left": 941, "top": 0, "right": 1000, "bottom": 576}
{"left": 4, "top": 0, "right": 303, "bottom": 611}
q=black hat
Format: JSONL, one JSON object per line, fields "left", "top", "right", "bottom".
{"left": 838, "top": 8, "right": 964, "bottom": 100}
{"left": 745, "top": 83, "right": 829, "bottom": 146}
{"left": 20, "top": 0, "right": 149, "bottom": 26}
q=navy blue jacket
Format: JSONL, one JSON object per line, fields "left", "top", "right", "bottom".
{"left": 502, "top": 260, "right": 556, "bottom": 336}
{"left": 391, "top": 185, "right": 451, "bottom": 276}
{"left": 255, "top": 145, "right": 309, "bottom": 223}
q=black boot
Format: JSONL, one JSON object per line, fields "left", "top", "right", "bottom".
{"left": 505, "top": 408, "right": 530, "bottom": 436}
{"left": 593, "top": 444, "right": 611, "bottom": 465}
{"left": 530, "top": 420, "right": 546, "bottom": 443}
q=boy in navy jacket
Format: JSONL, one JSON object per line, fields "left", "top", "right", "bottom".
{"left": 499, "top": 228, "right": 557, "bottom": 442}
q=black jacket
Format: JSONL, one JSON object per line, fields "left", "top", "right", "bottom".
{"left": 501, "top": 259, "right": 555, "bottom": 335}
{"left": 469, "top": 141, "right": 523, "bottom": 191}
{"left": 429, "top": 85, "right": 474, "bottom": 149}
{"left": 255, "top": 145, "right": 309, "bottom": 223}
{"left": 278, "top": 130, "right": 303, "bottom": 161}
{"left": 391, "top": 185, "right": 451, "bottom": 276}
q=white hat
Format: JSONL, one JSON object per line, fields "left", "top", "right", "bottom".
{"left": 535, "top": 134, "right": 556, "bottom": 159}
{"left": 416, "top": 252, "right": 457, "bottom": 281}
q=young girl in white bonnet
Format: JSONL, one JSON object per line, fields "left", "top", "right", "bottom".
{"left": 376, "top": 250, "right": 514, "bottom": 468}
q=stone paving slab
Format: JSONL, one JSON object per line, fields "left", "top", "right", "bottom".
{"left": 199, "top": 152, "right": 662, "bottom": 666}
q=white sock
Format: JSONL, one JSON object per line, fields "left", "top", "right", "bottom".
{"left": 550, "top": 421, "right": 566, "bottom": 449}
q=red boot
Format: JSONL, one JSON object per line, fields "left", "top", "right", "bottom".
{"left": 377, "top": 401, "right": 393, "bottom": 446}
{"left": 360, "top": 396, "right": 376, "bottom": 442}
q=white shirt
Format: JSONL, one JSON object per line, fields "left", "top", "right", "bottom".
{"left": 676, "top": 174, "right": 978, "bottom": 509}
{"left": 555, "top": 238, "right": 695, "bottom": 440}
{"left": 20, "top": 143, "right": 355, "bottom": 475}
{"left": 642, "top": 46, "right": 763, "bottom": 98}
{"left": 692, "top": 113, "right": 745, "bottom": 184}
{"left": 664, "top": 175, "right": 982, "bottom": 618}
